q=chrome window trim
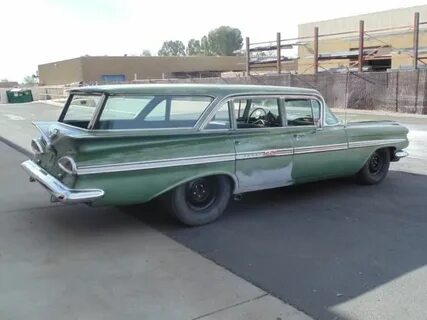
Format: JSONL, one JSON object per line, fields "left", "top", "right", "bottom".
{"left": 93, "top": 94, "right": 216, "bottom": 131}
{"left": 202, "top": 99, "right": 234, "bottom": 131}
{"left": 58, "top": 92, "right": 104, "bottom": 126}
{"left": 60, "top": 93, "right": 217, "bottom": 132}
{"left": 88, "top": 93, "right": 108, "bottom": 129}
{"left": 283, "top": 95, "right": 325, "bottom": 128}
{"left": 103, "top": 93, "right": 216, "bottom": 125}
{"left": 199, "top": 92, "right": 325, "bottom": 130}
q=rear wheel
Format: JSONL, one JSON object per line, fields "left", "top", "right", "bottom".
{"left": 165, "top": 176, "right": 232, "bottom": 226}
{"left": 356, "top": 148, "right": 390, "bottom": 185}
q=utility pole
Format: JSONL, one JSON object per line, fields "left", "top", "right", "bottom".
{"left": 314, "top": 27, "right": 319, "bottom": 74}
{"left": 277, "top": 32, "right": 282, "bottom": 74}
{"left": 413, "top": 12, "right": 420, "bottom": 70}
{"left": 358, "top": 20, "right": 364, "bottom": 73}
{"left": 245, "top": 37, "right": 251, "bottom": 76}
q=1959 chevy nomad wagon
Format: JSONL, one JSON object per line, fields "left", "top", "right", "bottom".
{"left": 22, "top": 84, "right": 409, "bottom": 225}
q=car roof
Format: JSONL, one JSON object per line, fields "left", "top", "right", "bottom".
{"left": 70, "top": 83, "right": 320, "bottom": 97}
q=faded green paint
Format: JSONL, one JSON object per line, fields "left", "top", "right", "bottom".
{"left": 29, "top": 84, "right": 409, "bottom": 206}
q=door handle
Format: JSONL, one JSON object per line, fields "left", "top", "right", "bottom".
{"left": 293, "top": 133, "right": 306, "bottom": 140}
{"left": 235, "top": 140, "right": 241, "bottom": 145}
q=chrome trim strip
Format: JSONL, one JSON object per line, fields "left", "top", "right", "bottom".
{"left": 349, "top": 138, "right": 406, "bottom": 149}
{"left": 236, "top": 148, "right": 293, "bottom": 160}
{"left": 77, "top": 153, "right": 236, "bottom": 175}
{"left": 88, "top": 93, "right": 108, "bottom": 129}
{"left": 21, "top": 160, "right": 104, "bottom": 203}
{"left": 294, "top": 143, "right": 348, "bottom": 154}
{"left": 72, "top": 139, "right": 406, "bottom": 175}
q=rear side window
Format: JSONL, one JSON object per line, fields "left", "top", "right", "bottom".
{"left": 285, "top": 99, "right": 319, "bottom": 126}
{"left": 100, "top": 96, "right": 154, "bottom": 120}
{"left": 96, "top": 95, "right": 212, "bottom": 129}
{"left": 169, "top": 97, "right": 212, "bottom": 120}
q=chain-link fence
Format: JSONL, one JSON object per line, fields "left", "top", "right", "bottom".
{"left": 130, "top": 70, "right": 427, "bottom": 114}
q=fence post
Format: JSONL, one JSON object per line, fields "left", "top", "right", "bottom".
{"left": 314, "top": 27, "right": 319, "bottom": 74}
{"left": 358, "top": 20, "right": 364, "bottom": 73}
{"left": 277, "top": 32, "right": 281, "bottom": 74}
{"left": 245, "top": 37, "right": 251, "bottom": 76}
{"left": 413, "top": 12, "right": 420, "bottom": 70}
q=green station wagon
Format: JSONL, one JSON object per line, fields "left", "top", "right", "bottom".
{"left": 22, "top": 84, "right": 409, "bottom": 225}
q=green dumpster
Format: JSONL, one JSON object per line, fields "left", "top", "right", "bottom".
{"left": 6, "top": 89, "right": 33, "bottom": 103}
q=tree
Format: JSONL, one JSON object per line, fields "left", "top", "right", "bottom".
{"left": 141, "top": 50, "right": 152, "bottom": 56}
{"left": 158, "top": 40, "right": 186, "bottom": 56}
{"left": 206, "top": 26, "right": 243, "bottom": 56}
{"left": 186, "top": 39, "right": 201, "bottom": 55}
{"left": 23, "top": 75, "right": 36, "bottom": 85}
{"left": 200, "top": 36, "right": 212, "bottom": 56}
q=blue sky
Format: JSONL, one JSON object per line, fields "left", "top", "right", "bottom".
{"left": 1, "top": 0, "right": 426, "bottom": 82}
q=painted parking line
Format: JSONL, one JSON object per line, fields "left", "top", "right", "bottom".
{"left": 4, "top": 114, "right": 25, "bottom": 121}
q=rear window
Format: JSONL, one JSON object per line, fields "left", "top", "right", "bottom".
{"left": 96, "top": 95, "right": 213, "bottom": 130}
{"left": 62, "top": 94, "right": 101, "bottom": 127}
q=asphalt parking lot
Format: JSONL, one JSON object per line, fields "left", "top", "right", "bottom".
{"left": 1, "top": 142, "right": 308, "bottom": 320}
{"left": 1, "top": 101, "right": 427, "bottom": 320}
{"left": 135, "top": 171, "right": 427, "bottom": 319}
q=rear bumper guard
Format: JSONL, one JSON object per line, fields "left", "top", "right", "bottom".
{"left": 21, "top": 160, "right": 104, "bottom": 203}
{"left": 392, "top": 150, "right": 409, "bottom": 162}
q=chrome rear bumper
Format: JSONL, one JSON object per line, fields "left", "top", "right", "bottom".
{"left": 392, "top": 150, "right": 409, "bottom": 161}
{"left": 21, "top": 160, "right": 104, "bottom": 203}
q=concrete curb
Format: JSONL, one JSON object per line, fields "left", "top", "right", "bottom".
{"left": 0, "top": 135, "right": 33, "bottom": 158}
{"left": 332, "top": 107, "right": 427, "bottom": 119}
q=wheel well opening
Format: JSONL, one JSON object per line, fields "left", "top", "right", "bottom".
{"left": 214, "top": 174, "right": 237, "bottom": 193}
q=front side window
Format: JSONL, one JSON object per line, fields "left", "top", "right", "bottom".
{"left": 96, "top": 95, "right": 212, "bottom": 129}
{"left": 234, "top": 98, "right": 282, "bottom": 129}
{"left": 62, "top": 94, "right": 101, "bottom": 128}
{"left": 205, "top": 103, "right": 231, "bottom": 130}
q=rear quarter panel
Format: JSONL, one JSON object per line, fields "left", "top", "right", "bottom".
{"left": 71, "top": 132, "right": 236, "bottom": 205}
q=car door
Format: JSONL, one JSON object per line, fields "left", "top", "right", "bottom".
{"left": 230, "top": 96, "right": 294, "bottom": 193}
{"left": 284, "top": 97, "right": 350, "bottom": 181}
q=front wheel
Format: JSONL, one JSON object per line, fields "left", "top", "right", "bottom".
{"left": 165, "top": 176, "right": 232, "bottom": 226}
{"left": 356, "top": 148, "right": 390, "bottom": 185}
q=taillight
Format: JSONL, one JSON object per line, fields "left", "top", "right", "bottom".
{"left": 31, "top": 138, "right": 45, "bottom": 154}
{"left": 57, "top": 156, "right": 77, "bottom": 175}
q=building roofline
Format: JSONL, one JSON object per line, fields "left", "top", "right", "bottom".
{"left": 298, "top": 4, "right": 427, "bottom": 27}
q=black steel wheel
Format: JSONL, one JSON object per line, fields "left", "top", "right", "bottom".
{"left": 165, "top": 176, "right": 232, "bottom": 226}
{"left": 185, "top": 177, "right": 218, "bottom": 211}
{"left": 356, "top": 149, "right": 391, "bottom": 185}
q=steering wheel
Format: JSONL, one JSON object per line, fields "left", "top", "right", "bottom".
{"left": 248, "top": 107, "right": 267, "bottom": 123}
